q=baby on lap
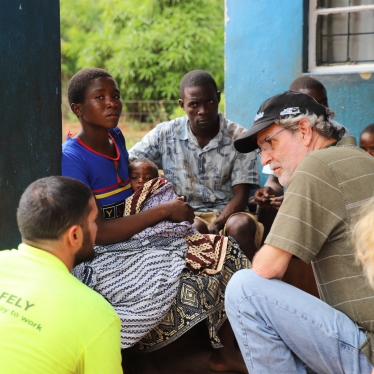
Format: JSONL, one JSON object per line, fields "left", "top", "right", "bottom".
{"left": 127, "top": 158, "right": 228, "bottom": 275}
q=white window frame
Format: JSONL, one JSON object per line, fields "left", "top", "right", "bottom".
{"left": 308, "top": 0, "right": 374, "bottom": 73}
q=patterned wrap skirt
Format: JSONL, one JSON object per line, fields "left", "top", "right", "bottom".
{"left": 136, "top": 236, "right": 250, "bottom": 351}
{"left": 73, "top": 179, "right": 251, "bottom": 350}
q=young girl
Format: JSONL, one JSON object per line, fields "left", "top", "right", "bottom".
{"left": 62, "top": 68, "right": 249, "bottom": 373}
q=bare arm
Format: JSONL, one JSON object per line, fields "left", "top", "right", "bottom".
{"left": 208, "top": 184, "right": 252, "bottom": 234}
{"left": 255, "top": 175, "right": 284, "bottom": 211}
{"left": 252, "top": 244, "right": 292, "bottom": 279}
{"left": 95, "top": 197, "right": 194, "bottom": 245}
{"left": 265, "top": 174, "right": 283, "bottom": 194}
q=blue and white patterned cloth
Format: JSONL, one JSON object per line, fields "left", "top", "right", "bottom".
{"left": 73, "top": 183, "right": 197, "bottom": 348}
{"left": 128, "top": 113, "right": 260, "bottom": 216}
{"left": 74, "top": 236, "right": 189, "bottom": 349}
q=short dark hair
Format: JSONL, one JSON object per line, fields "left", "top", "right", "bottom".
{"left": 17, "top": 176, "right": 94, "bottom": 241}
{"left": 129, "top": 158, "right": 159, "bottom": 178}
{"left": 68, "top": 68, "right": 113, "bottom": 105}
{"left": 290, "top": 76, "right": 326, "bottom": 92}
{"left": 179, "top": 70, "right": 218, "bottom": 98}
{"left": 361, "top": 123, "right": 374, "bottom": 135}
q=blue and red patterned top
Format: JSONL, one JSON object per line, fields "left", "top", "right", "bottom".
{"left": 62, "top": 127, "right": 133, "bottom": 219}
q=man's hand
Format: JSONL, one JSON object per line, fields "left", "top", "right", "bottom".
{"left": 163, "top": 197, "right": 194, "bottom": 224}
{"left": 206, "top": 184, "right": 251, "bottom": 235}
{"left": 254, "top": 187, "right": 275, "bottom": 207}
{"left": 207, "top": 221, "right": 221, "bottom": 234}
{"left": 269, "top": 196, "right": 284, "bottom": 210}
{"left": 254, "top": 187, "right": 284, "bottom": 210}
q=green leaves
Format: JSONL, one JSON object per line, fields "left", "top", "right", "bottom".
{"left": 60, "top": 0, "right": 224, "bottom": 101}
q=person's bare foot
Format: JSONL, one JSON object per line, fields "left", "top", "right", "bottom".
{"left": 208, "top": 347, "right": 248, "bottom": 373}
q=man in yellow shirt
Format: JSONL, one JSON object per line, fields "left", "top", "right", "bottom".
{"left": 0, "top": 176, "right": 122, "bottom": 374}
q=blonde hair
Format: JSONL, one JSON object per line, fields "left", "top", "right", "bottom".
{"left": 353, "top": 197, "right": 374, "bottom": 289}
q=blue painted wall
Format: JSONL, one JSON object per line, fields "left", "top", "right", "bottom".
{"left": 0, "top": 1, "right": 61, "bottom": 249}
{"left": 225, "top": 0, "right": 374, "bottom": 185}
{"left": 312, "top": 74, "right": 374, "bottom": 141}
{"left": 225, "top": 0, "right": 304, "bottom": 129}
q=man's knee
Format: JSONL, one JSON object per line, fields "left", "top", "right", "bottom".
{"left": 227, "top": 269, "right": 278, "bottom": 302}
{"left": 193, "top": 217, "right": 209, "bottom": 234}
{"left": 225, "top": 214, "right": 256, "bottom": 236}
{"left": 227, "top": 269, "right": 257, "bottom": 301}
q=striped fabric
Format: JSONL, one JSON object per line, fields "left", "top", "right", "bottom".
{"left": 265, "top": 137, "right": 374, "bottom": 364}
{"left": 73, "top": 236, "right": 188, "bottom": 348}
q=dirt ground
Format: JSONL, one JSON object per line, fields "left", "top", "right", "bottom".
{"left": 122, "top": 321, "right": 243, "bottom": 374}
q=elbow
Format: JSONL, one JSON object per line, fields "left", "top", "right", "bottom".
{"left": 94, "top": 221, "right": 116, "bottom": 245}
{"left": 94, "top": 230, "right": 110, "bottom": 246}
{"left": 252, "top": 263, "right": 284, "bottom": 280}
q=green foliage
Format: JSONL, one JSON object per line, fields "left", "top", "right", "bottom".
{"left": 60, "top": 0, "right": 224, "bottom": 101}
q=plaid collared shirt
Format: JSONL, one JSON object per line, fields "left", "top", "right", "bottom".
{"left": 129, "top": 113, "right": 259, "bottom": 215}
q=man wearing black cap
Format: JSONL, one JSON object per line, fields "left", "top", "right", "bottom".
{"left": 225, "top": 90, "right": 374, "bottom": 373}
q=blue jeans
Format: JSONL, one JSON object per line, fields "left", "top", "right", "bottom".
{"left": 225, "top": 269, "right": 373, "bottom": 374}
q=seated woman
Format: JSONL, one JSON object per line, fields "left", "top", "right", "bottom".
{"left": 62, "top": 68, "right": 250, "bottom": 373}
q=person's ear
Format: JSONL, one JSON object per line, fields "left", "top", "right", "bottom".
{"left": 298, "top": 118, "right": 313, "bottom": 146}
{"left": 71, "top": 103, "right": 83, "bottom": 118}
{"left": 178, "top": 99, "right": 185, "bottom": 111}
{"left": 217, "top": 91, "right": 221, "bottom": 104}
{"left": 65, "top": 224, "right": 83, "bottom": 252}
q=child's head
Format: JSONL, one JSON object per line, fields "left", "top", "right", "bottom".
{"left": 360, "top": 123, "right": 374, "bottom": 157}
{"left": 129, "top": 159, "right": 159, "bottom": 191}
{"left": 290, "top": 76, "right": 328, "bottom": 107}
{"left": 68, "top": 68, "right": 122, "bottom": 128}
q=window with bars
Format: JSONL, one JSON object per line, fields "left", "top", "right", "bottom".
{"left": 308, "top": 0, "right": 374, "bottom": 72}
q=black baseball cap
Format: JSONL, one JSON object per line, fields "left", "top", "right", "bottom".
{"left": 234, "top": 90, "right": 329, "bottom": 154}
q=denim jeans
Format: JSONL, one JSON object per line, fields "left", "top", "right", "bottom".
{"left": 225, "top": 269, "right": 373, "bottom": 374}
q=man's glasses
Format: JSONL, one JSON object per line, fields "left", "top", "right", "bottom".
{"left": 256, "top": 127, "right": 289, "bottom": 155}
